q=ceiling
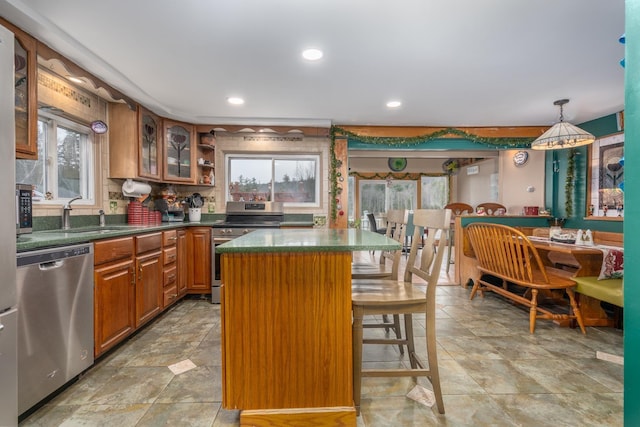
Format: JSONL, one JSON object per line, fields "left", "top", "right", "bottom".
{"left": 0, "top": 0, "right": 626, "bottom": 129}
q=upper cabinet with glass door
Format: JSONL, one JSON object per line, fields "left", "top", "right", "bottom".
{"left": 138, "top": 107, "right": 162, "bottom": 180}
{"left": 1, "top": 19, "right": 38, "bottom": 159}
{"left": 163, "top": 120, "right": 196, "bottom": 183}
{"left": 109, "top": 103, "right": 162, "bottom": 182}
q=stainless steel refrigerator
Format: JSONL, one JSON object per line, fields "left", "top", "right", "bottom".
{"left": 0, "top": 23, "right": 18, "bottom": 427}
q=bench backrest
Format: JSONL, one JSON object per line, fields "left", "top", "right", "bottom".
{"left": 466, "top": 222, "right": 551, "bottom": 286}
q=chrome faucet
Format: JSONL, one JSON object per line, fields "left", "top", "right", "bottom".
{"left": 98, "top": 209, "right": 106, "bottom": 227}
{"left": 62, "top": 196, "right": 82, "bottom": 230}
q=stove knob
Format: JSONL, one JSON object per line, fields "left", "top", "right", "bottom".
{"left": 243, "top": 229, "right": 250, "bottom": 234}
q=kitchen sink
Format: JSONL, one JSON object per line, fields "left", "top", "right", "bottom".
{"left": 44, "top": 226, "right": 131, "bottom": 235}
{"left": 65, "top": 227, "right": 129, "bottom": 234}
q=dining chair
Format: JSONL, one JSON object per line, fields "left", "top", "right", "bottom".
{"left": 443, "top": 202, "right": 473, "bottom": 273}
{"left": 352, "top": 208, "right": 451, "bottom": 415}
{"left": 475, "top": 202, "right": 506, "bottom": 215}
{"left": 366, "top": 212, "right": 386, "bottom": 235}
{"left": 352, "top": 209, "right": 408, "bottom": 350}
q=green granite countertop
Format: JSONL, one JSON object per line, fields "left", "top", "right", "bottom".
{"left": 16, "top": 222, "right": 219, "bottom": 252}
{"left": 215, "top": 228, "right": 401, "bottom": 253}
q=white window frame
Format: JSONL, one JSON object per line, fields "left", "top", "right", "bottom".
{"left": 226, "top": 153, "right": 320, "bottom": 207}
{"left": 20, "top": 111, "right": 96, "bottom": 205}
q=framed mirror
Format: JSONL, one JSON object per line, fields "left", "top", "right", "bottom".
{"left": 588, "top": 132, "right": 624, "bottom": 218}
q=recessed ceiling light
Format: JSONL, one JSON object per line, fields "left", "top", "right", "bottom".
{"left": 67, "top": 76, "right": 83, "bottom": 84}
{"left": 227, "top": 97, "right": 245, "bottom": 105}
{"left": 302, "top": 48, "right": 323, "bottom": 61}
{"left": 386, "top": 100, "right": 402, "bottom": 108}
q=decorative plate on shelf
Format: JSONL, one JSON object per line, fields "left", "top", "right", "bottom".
{"left": 388, "top": 157, "right": 407, "bottom": 172}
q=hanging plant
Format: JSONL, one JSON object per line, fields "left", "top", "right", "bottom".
{"left": 442, "top": 159, "right": 460, "bottom": 175}
{"left": 565, "top": 149, "right": 577, "bottom": 217}
{"left": 329, "top": 128, "right": 340, "bottom": 220}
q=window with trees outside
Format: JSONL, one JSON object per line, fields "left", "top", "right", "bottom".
{"left": 421, "top": 175, "right": 449, "bottom": 209}
{"left": 15, "top": 112, "right": 95, "bottom": 204}
{"left": 227, "top": 155, "right": 319, "bottom": 206}
{"left": 350, "top": 175, "right": 449, "bottom": 229}
{"left": 358, "top": 179, "right": 417, "bottom": 229}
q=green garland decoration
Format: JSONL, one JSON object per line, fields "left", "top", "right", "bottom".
{"left": 332, "top": 126, "right": 535, "bottom": 149}
{"left": 565, "top": 149, "right": 576, "bottom": 217}
{"left": 329, "top": 131, "right": 340, "bottom": 221}
{"left": 349, "top": 172, "right": 443, "bottom": 179}
{"left": 328, "top": 126, "right": 535, "bottom": 221}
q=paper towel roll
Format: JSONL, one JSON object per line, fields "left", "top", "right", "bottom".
{"left": 122, "top": 179, "right": 152, "bottom": 197}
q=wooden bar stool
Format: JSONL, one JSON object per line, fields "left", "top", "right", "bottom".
{"left": 352, "top": 209, "right": 408, "bottom": 351}
{"left": 352, "top": 208, "right": 451, "bottom": 415}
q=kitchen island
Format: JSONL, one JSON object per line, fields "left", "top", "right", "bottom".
{"left": 216, "top": 228, "right": 400, "bottom": 426}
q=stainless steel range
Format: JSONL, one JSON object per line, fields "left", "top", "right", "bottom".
{"left": 211, "top": 201, "right": 284, "bottom": 303}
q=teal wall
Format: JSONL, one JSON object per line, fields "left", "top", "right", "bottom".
{"left": 542, "top": 114, "right": 623, "bottom": 233}
{"left": 625, "top": 1, "right": 639, "bottom": 424}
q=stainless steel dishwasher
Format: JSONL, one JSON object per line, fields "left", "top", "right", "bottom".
{"left": 16, "top": 243, "right": 94, "bottom": 415}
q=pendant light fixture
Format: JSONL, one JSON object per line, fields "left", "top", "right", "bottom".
{"left": 531, "top": 99, "right": 595, "bottom": 150}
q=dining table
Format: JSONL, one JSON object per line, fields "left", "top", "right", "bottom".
{"left": 526, "top": 236, "right": 606, "bottom": 277}
{"left": 460, "top": 229, "right": 623, "bottom": 328}
{"left": 527, "top": 236, "right": 623, "bottom": 327}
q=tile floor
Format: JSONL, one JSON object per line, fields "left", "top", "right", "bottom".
{"left": 19, "top": 253, "right": 623, "bottom": 427}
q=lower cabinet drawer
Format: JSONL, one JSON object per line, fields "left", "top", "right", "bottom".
{"left": 163, "top": 246, "right": 177, "bottom": 265}
{"left": 164, "top": 265, "right": 177, "bottom": 286}
{"left": 163, "top": 284, "right": 179, "bottom": 307}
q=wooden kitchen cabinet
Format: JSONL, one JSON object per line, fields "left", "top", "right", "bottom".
{"left": 162, "top": 229, "right": 180, "bottom": 308}
{"left": 0, "top": 18, "right": 38, "bottom": 159}
{"left": 134, "top": 233, "right": 163, "bottom": 327}
{"left": 163, "top": 119, "right": 196, "bottom": 183}
{"left": 139, "top": 107, "right": 163, "bottom": 180}
{"left": 177, "top": 229, "right": 188, "bottom": 296}
{"left": 187, "top": 227, "right": 211, "bottom": 292}
{"left": 109, "top": 104, "right": 163, "bottom": 181}
{"left": 93, "top": 237, "right": 135, "bottom": 357}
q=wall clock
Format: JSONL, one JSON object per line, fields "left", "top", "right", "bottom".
{"left": 388, "top": 157, "right": 407, "bottom": 172}
{"left": 513, "top": 150, "right": 529, "bottom": 166}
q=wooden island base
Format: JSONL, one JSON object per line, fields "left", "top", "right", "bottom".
{"left": 221, "top": 251, "right": 355, "bottom": 426}
{"left": 240, "top": 407, "right": 357, "bottom": 426}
